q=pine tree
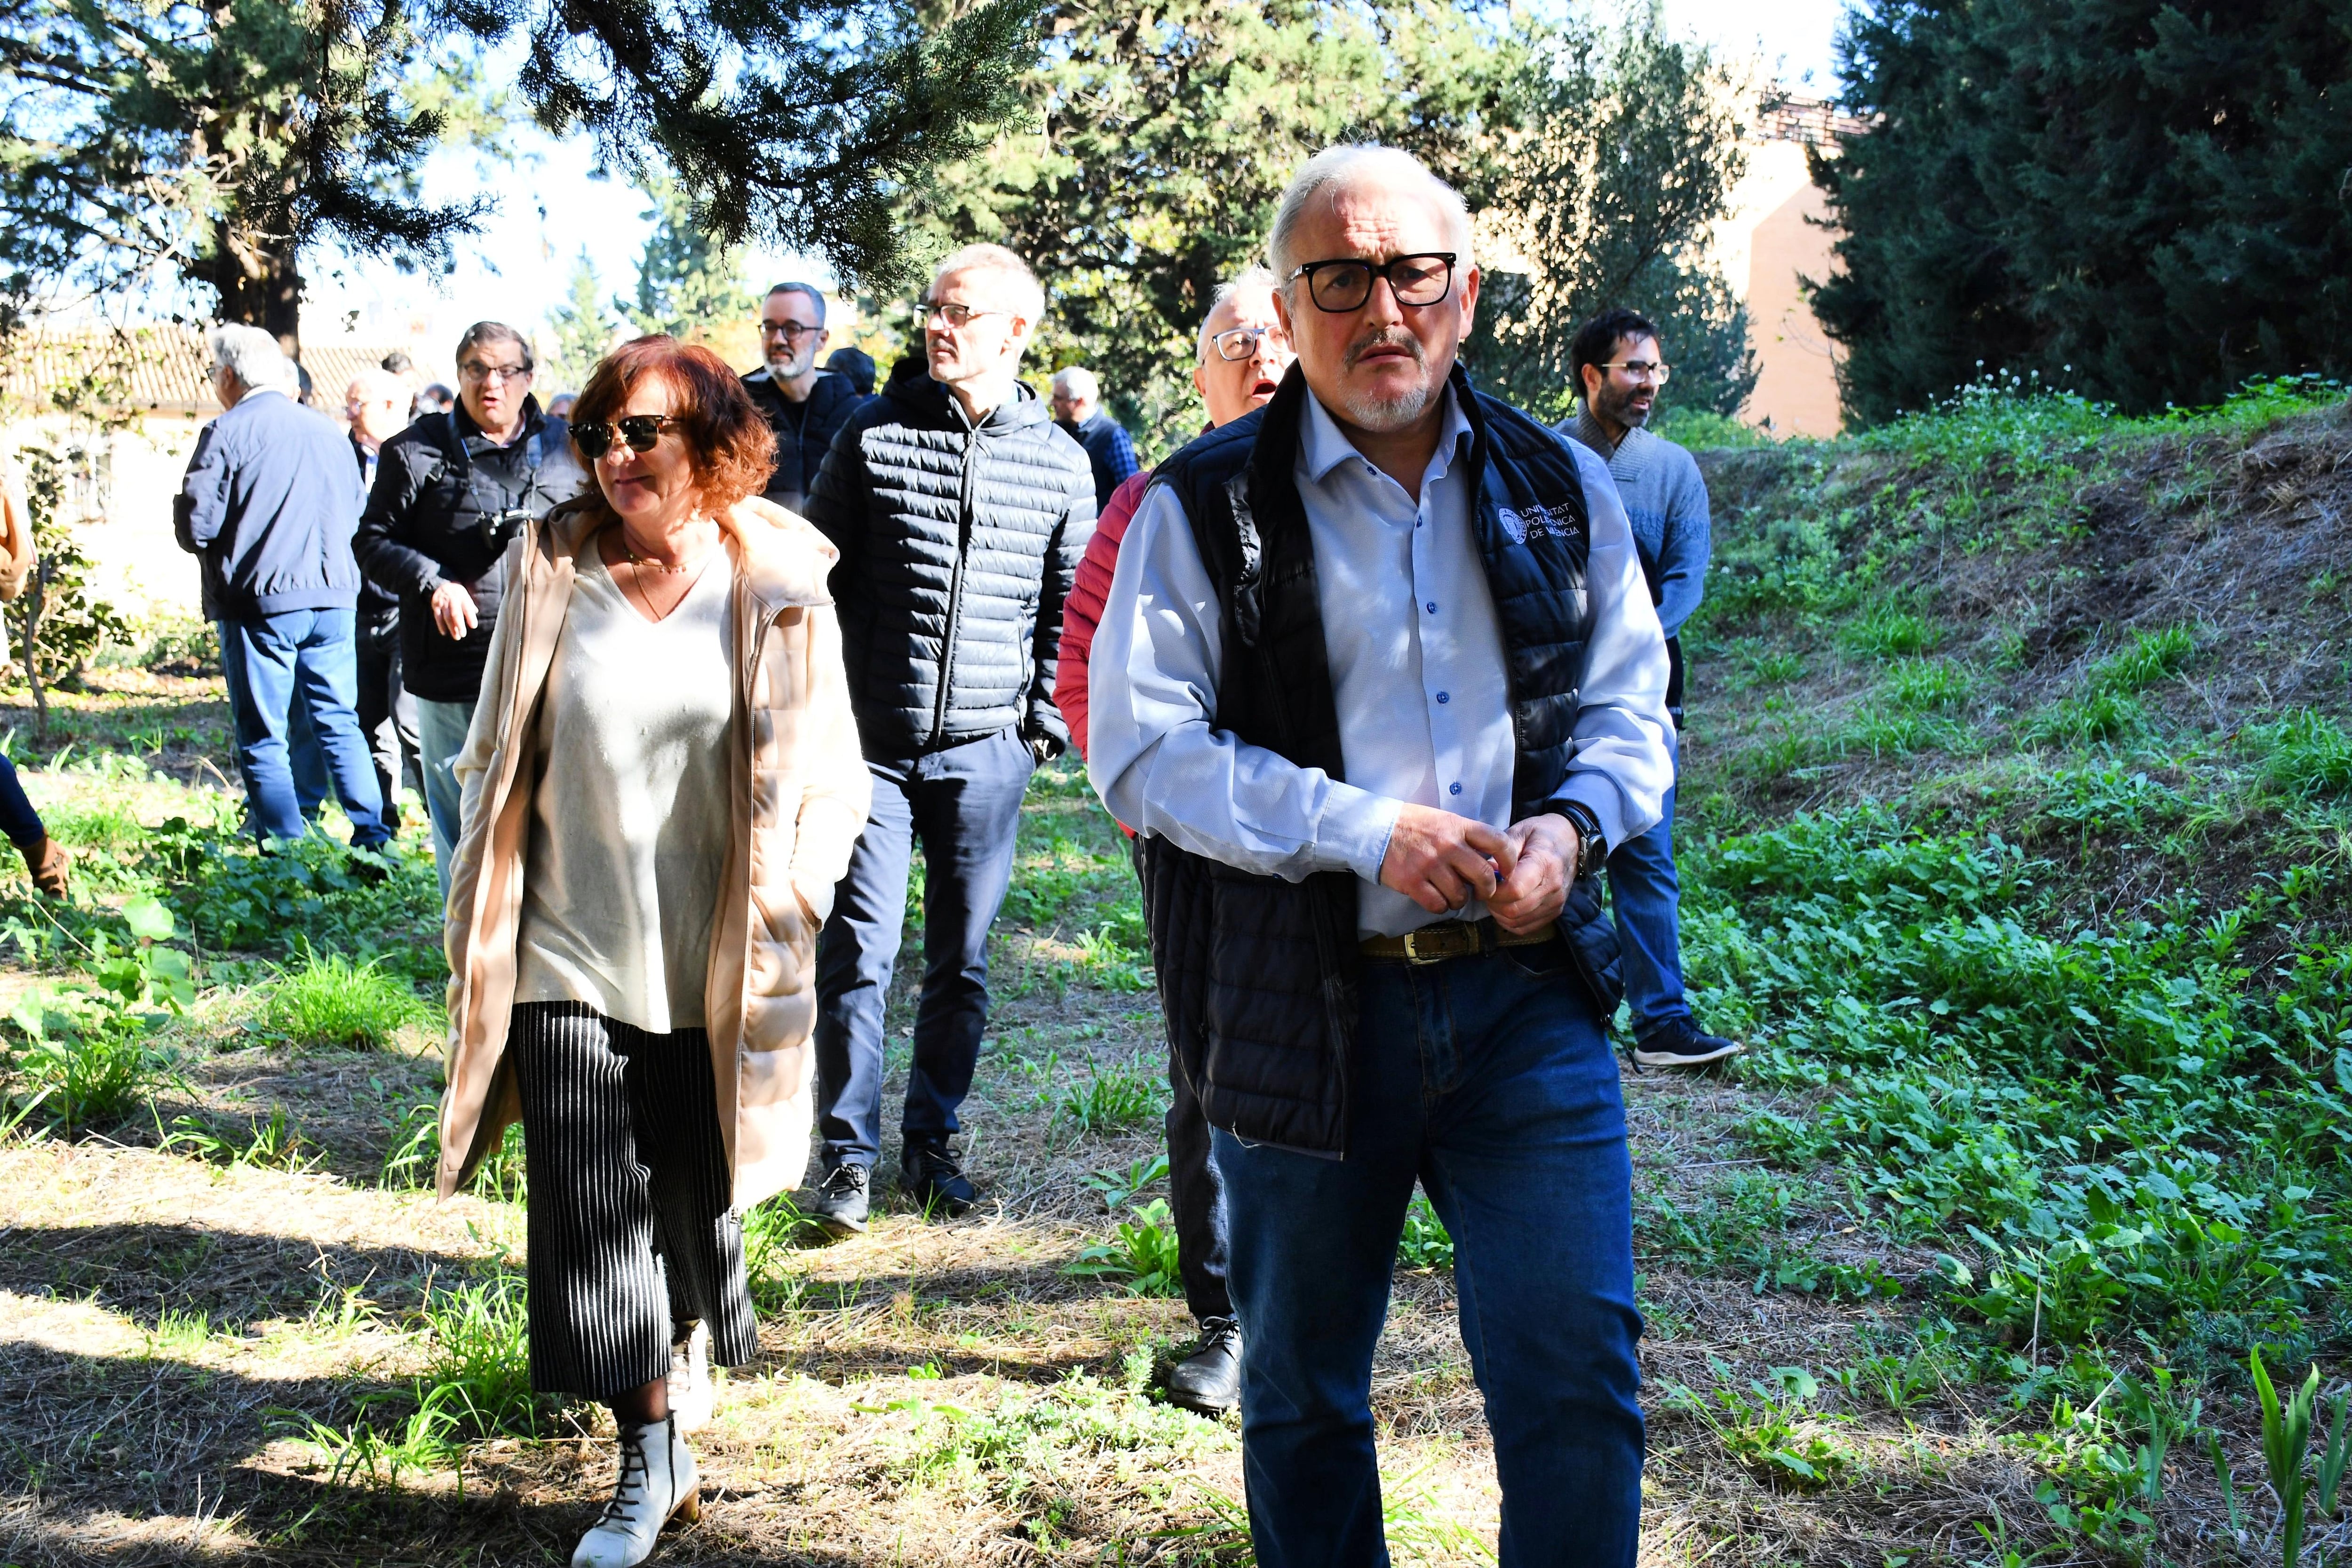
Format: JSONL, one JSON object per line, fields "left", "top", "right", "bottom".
{"left": 623, "top": 176, "right": 757, "bottom": 347}
{"left": 1814, "top": 0, "right": 2352, "bottom": 422}
{"left": 541, "top": 252, "right": 618, "bottom": 393}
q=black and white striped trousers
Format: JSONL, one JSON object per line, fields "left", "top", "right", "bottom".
{"left": 509, "top": 1001, "right": 758, "bottom": 1401}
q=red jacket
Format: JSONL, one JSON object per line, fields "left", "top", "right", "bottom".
{"left": 1056, "top": 467, "right": 1152, "bottom": 763}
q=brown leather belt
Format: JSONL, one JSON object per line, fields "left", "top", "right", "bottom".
{"left": 1359, "top": 917, "right": 1559, "bottom": 964}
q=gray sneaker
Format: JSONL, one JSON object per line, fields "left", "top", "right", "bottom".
{"left": 807, "top": 1162, "right": 870, "bottom": 1236}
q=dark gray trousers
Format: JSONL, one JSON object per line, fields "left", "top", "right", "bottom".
{"left": 509, "top": 1002, "right": 757, "bottom": 1401}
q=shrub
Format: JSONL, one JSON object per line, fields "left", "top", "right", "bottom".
{"left": 261, "top": 950, "right": 426, "bottom": 1049}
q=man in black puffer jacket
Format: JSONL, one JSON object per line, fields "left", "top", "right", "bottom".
{"left": 353, "top": 322, "right": 586, "bottom": 895}
{"left": 803, "top": 243, "right": 1095, "bottom": 1233}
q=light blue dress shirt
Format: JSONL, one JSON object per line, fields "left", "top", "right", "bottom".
{"left": 1087, "top": 385, "right": 1672, "bottom": 939}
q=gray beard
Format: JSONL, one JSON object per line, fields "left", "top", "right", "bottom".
{"left": 1341, "top": 379, "right": 1435, "bottom": 432}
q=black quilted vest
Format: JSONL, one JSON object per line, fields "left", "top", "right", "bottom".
{"left": 1138, "top": 363, "right": 1627, "bottom": 1158}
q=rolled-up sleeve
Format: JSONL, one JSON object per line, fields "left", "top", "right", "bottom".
{"left": 1547, "top": 444, "right": 1675, "bottom": 851}
{"left": 1086, "top": 483, "right": 1398, "bottom": 883}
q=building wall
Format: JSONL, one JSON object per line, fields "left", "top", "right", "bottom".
{"left": 1711, "top": 108, "right": 1855, "bottom": 438}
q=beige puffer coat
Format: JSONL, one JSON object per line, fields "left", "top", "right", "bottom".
{"left": 435, "top": 494, "right": 870, "bottom": 1210}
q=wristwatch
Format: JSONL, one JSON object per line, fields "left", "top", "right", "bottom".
{"left": 1558, "top": 803, "right": 1609, "bottom": 880}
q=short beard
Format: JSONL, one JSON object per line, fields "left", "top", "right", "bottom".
{"left": 1338, "top": 328, "right": 1434, "bottom": 432}
{"left": 766, "top": 349, "right": 800, "bottom": 378}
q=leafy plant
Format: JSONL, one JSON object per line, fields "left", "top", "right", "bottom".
{"left": 2255, "top": 1347, "right": 2320, "bottom": 1566}
{"left": 160, "top": 1108, "right": 316, "bottom": 1172}
{"left": 1080, "top": 1153, "right": 1169, "bottom": 1212}
{"left": 260, "top": 948, "right": 426, "bottom": 1049}
{"left": 416, "top": 1271, "right": 546, "bottom": 1439}
{"left": 1840, "top": 605, "right": 1938, "bottom": 660}
{"left": 1066, "top": 1199, "right": 1184, "bottom": 1297}
{"left": 1398, "top": 1193, "right": 1455, "bottom": 1272}
{"left": 2247, "top": 710, "right": 2352, "bottom": 800}
{"left": 1669, "top": 1362, "right": 1854, "bottom": 1490}
{"left": 2089, "top": 626, "right": 2194, "bottom": 695}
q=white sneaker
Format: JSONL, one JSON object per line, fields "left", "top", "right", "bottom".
{"left": 667, "top": 1321, "right": 713, "bottom": 1434}
{"left": 571, "top": 1416, "right": 699, "bottom": 1568}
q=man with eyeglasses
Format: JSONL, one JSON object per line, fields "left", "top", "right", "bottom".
{"left": 1088, "top": 145, "right": 1671, "bottom": 1566}
{"left": 742, "top": 282, "right": 863, "bottom": 515}
{"left": 1048, "top": 365, "right": 1139, "bottom": 513}
{"left": 1053, "top": 265, "right": 1293, "bottom": 1419}
{"left": 802, "top": 243, "right": 1094, "bottom": 1233}
{"left": 1560, "top": 307, "right": 1740, "bottom": 1074}
{"left": 355, "top": 321, "right": 586, "bottom": 894}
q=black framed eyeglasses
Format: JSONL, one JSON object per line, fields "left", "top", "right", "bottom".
{"left": 759, "top": 320, "right": 821, "bottom": 339}
{"left": 1287, "top": 253, "right": 1457, "bottom": 314}
{"left": 573, "top": 415, "right": 681, "bottom": 460}
{"left": 1210, "top": 325, "right": 1289, "bottom": 362}
{"left": 1601, "top": 359, "right": 1672, "bottom": 384}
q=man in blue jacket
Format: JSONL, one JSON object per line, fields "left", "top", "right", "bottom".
{"left": 175, "top": 324, "right": 390, "bottom": 852}
{"left": 1561, "top": 307, "right": 1740, "bottom": 1070}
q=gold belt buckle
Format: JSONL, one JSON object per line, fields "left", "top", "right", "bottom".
{"left": 1400, "top": 922, "right": 1476, "bottom": 964}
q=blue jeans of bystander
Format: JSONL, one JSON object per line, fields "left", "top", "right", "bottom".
{"left": 416, "top": 695, "right": 476, "bottom": 899}
{"left": 217, "top": 610, "right": 389, "bottom": 849}
{"left": 1213, "top": 939, "right": 1644, "bottom": 1568}
{"left": 1607, "top": 780, "right": 1690, "bottom": 1042}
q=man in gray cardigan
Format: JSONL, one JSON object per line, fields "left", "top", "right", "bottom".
{"left": 1562, "top": 308, "right": 1740, "bottom": 1070}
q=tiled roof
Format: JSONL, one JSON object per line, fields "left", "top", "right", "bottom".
{"left": 1759, "top": 94, "right": 1870, "bottom": 147}
{"left": 1, "top": 326, "right": 416, "bottom": 417}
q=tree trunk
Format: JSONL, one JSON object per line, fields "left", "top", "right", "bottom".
{"left": 208, "top": 232, "right": 302, "bottom": 356}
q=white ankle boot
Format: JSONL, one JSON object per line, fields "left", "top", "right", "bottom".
{"left": 571, "top": 1417, "right": 699, "bottom": 1568}
{"left": 667, "top": 1322, "right": 713, "bottom": 1434}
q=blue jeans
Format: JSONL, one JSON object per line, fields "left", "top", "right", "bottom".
{"left": 814, "top": 728, "right": 1033, "bottom": 1169}
{"left": 217, "top": 612, "right": 389, "bottom": 849}
{"left": 1214, "top": 942, "right": 1644, "bottom": 1568}
{"left": 1607, "top": 781, "right": 1690, "bottom": 1040}
{"left": 0, "top": 754, "right": 46, "bottom": 848}
{"left": 416, "top": 696, "right": 476, "bottom": 900}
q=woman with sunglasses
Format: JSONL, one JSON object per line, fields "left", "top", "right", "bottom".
{"left": 435, "top": 335, "right": 869, "bottom": 1568}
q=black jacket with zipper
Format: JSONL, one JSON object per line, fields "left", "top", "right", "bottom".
{"left": 352, "top": 396, "right": 586, "bottom": 704}
{"left": 804, "top": 354, "right": 1095, "bottom": 757}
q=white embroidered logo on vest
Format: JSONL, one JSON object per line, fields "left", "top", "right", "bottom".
{"left": 1496, "top": 501, "right": 1581, "bottom": 545}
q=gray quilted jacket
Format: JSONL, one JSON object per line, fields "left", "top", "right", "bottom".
{"left": 805, "top": 354, "right": 1095, "bottom": 757}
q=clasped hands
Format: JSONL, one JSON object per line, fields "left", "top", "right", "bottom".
{"left": 1376, "top": 804, "right": 1580, "bottom": 934}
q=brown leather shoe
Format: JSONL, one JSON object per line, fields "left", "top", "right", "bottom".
{"left": 18, "top": 836, "right": 69, "bottom": 898}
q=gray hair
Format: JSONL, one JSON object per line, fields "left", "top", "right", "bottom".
{"left": 454, "top": 320, "right": 533, "bottom": 373}
{"left": 1050, "top": 365, "right": 1100, "bottom": 402}
{"left": 930, "top": 242, "right": 1047, "bottom": 325}
{"left": 1197, "top": 266, "right": 1281, "bottom": 366}
{"left": 1266, "top": 144, "right": 1475, "bottom": 285}
{"left": 764, "top": 281, "right": 826, "bottom": 326}
{"left": 209, "top": 323, "right": 289, "bottom": 390}
{"left": 345, "top": 366, "right": 405, "bottom": 405}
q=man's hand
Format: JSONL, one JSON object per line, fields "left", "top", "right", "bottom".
{"left": 1487, "top": 813, "right": 1579, "bottom": 935}
{"left": 1380, "top": 804, "right": 1515, "bottom": 915}
{"left": 430, "top": 579, "right": 479, "bottom": 640}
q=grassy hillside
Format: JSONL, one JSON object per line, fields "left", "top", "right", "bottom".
{"left": 2, "top": 378, "right": 2350, "bottom": 1567}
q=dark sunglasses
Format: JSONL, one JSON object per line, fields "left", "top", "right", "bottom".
{"left": 572, "top": 414, "right": 680, "bottom": 460}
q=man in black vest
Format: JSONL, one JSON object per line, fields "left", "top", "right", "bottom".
{"left": 742, "top": 282, "right": 864, "bottom": 514}
{"left": 1087, "top": 146, "right": 1673, "bottom": 1567}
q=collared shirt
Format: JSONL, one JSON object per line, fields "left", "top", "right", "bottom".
{"left": 1087, "top": 386, "right": 1672, "bottom": 938}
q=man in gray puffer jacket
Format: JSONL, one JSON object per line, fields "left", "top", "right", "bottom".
{"left": 803, "top": 243, "right": 1095, "bottom": 1232}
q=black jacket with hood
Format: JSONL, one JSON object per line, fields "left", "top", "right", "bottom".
{"left": 804, "top": 354, "right": 1095, "bottom": 757}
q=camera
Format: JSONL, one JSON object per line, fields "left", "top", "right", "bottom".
{"left": 477, "top": 505, "right": 535, "bottom": 553}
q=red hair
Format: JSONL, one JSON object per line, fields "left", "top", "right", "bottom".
{"left": 571, "top": 336, "right": 777, "bottom": 513}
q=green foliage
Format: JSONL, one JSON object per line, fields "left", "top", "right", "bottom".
{"left": 1054, "top": 1058, "right": 1162, "bottom": 1134}
{"left": 1882, "top": 657, "right": 1970, "bottom": 711}
{"left": 11, "top": 445, "right": 133, "bottom": 718}
{"left": 2254, "top": 1347, "right": 2319, "bottom": 1568}
{"left": 541, "top": 248, "right": 619, "bottom": 392}
{"left": 1838, "top": 605, "right": 1937, "bottom": 660}
{"left": 1814, "top": 0, "right": 2352, "bottom": 423}
{"left": 135, "top": 811, "right": 441, "bottom": 965}
{"left": 1397, "top": 1192, "right": 1454, "bottom": 1272}
{"left": 930, "top": 0, "right": 1527, "bottom": 445}
{"left": 2089, "top": 627, "right": 2195, "bottom": 696}
{"left": 1065, "top": 1199, "right": 1183, "bottom": 1297}
{"left": 160, "top": 1107, "right": 316, "bottom": 1171}
{"left": 416, "top": 1270, "right": 545, "bottom": 1438}
{"left": 1667, "top": 1362, "right": 1854, "bottom": 1490}
{"left": 379, "top": 1100, "right": 524, "bottom": 1203}
{"left": 260, "top": 949, "right": 426, "bottom": 1049}
{"left": 0, "top": 896, "right": 193, "bottom": 1136}
{"left": 2247, "top": 710, "right": 2352, "bottom": 799}
{"left": 1472, "top": 22, "right": 1756, "bottom": 421}
{"left": 624, "top": 173, "right": 756, "bottom": 343}
{"left": 1080, "top": 1153, "right": 1168, "bottom": 1212}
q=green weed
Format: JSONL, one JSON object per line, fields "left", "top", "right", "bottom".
{"left": 160, "top": 1108, "right": 316, "bottom": 1172}
{"left": 1080, "top": 1153, "right": 1169, "bottom": 1211}
{"left": 1054, "top": 1059, "right": 1162, "bottom": 1135}
{"left": 1882, "top": 657, "right": 1971, "bottom": 711}
{"left": 1668, "top": 1362, "right": 1854, "bottom": 1490}
{"left": 2248, "top": 709, "right": 2352, "bottom": 799}
{"left": 2089, "top": 626, "right": 2194, "bottom": 695}
{"left": 416, "top": 1270, "right": 546, "bottom": 1438}
{"left": 1066, "top": 1199, "right": 1184, "bottom": 1297}
{"left": 380, "top": 1100, "right": 525, "bottom": 1203}
{"left": 1398, "top": 1192, "right": 1455, "bottom": 1272}
{"left": 1840, "top": 605, "right": 1938, "bottom": 660}
{"left": 260, "top": 949, "right": 426, "bottom": 1049}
